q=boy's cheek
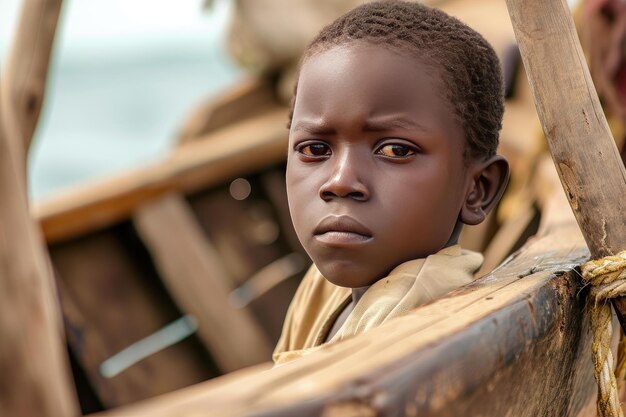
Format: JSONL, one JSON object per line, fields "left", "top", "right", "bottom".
{"left": 285, "top": 158, "right": 306, "bottom": 182}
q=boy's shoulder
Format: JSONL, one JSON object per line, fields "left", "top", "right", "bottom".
{"left": 273, "top": 265, "right": 350, "bottom": 358}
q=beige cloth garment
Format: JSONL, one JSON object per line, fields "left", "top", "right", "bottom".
{"left": 273, "top": 245, "right": 483, "bottom": 365}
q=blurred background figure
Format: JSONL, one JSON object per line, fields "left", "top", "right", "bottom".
{"left": 580, "top": 0, "right": 626, "bottom": 161}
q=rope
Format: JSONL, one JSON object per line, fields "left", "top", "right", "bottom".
{"left": 581, "top": 250, "right": 626, "bottom": 417}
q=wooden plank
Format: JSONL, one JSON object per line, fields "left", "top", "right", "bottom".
{"left": 504, "top": 0, "right": 626, "bottom": 327}
{"left": 188, "top": 183, "right": 286, "bottom": 286}
{"left": 177, "top": 77, "right": 278, "bottom": 144}
{"left": 0, "top": 0, "right": 62, "bottom": 155}
{"left": 96, "top": 213, "right": 598, "bottom": 417}
{"left": 0, "top": 0, "right": 79, "bottom": 415}
{"left": 188, "top": 176, "right": 305, "bottom": 342}
{"left": 51, "top": 223, "right": 215, "bottom": 407}
{"left": 34, "top": 108, "right": 289, "bottom": 245}
{"left": 0, "top": 117, "right": 79, "bottom": 417}
{"left": 133, "top": 193, "right": 273, "bottom": 372}
{"left": 505, "top": 0, "right": 626, "bottom": 256}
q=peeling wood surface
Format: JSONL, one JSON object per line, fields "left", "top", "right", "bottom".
{"left": 133, "top": 193, "right": 272, "bottom": 372}
{"left": 34, "top": 108, "right": 289, "bottom": 245}
{"left": 96, "top": 218, "right": 596, "bottom": 417}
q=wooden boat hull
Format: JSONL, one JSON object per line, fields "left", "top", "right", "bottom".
{"left": 92, "top": 220, "right": 606, "bottom": 417}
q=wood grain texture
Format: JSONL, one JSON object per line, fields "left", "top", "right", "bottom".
{"left": 505, "top": 0, "right": 626, "bottom": 331}
{"left": 34, "top": 108, "right": 289, "bottom": 245}
{"left": 133, "top": 193, "right": 272, "bottom": 372}
{"left": 505, "top": 0, "right": 626, "bottom": 258}
{"left": 0, "top": 91, "right": 79, "bottom": 417}
{"left": 0, "top": 0, "right": 78, "bottom": 415}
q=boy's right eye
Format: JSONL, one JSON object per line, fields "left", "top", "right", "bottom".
{"left": 297, "top": 143, "right": 331, "bottom": 157}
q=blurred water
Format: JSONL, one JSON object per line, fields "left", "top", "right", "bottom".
{"left": 1, "top": 0, "right": 243, "bottom": 200}
{"left": 29, "top": 40, "right": 242, "bottom": 200}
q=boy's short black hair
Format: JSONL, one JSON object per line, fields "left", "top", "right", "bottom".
{"left": 289, "top": 0, "right": 504, "bottom": 161}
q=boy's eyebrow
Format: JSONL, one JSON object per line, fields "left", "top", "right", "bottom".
{"left": 291, "top": 117, "right": 429, "bottom": 134}
{"left": 291, "top": 120, "right": 336, "bottom": 135}
{"left": 363, "top": 117, "right": 428, "bottom": 132}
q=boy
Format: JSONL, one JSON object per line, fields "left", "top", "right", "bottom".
{"left": 274, "top": 1, "right": 509, "bottom": 364}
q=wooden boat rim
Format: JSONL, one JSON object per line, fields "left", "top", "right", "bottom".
{"left": 33, "top": 107, "right": 289, "bottom": 244}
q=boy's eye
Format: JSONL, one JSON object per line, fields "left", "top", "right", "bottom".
{"left": 298, "top": 143, "right": 331, "bottom": 157}
{"left": 376, "top": 143, "right": 416, "bottom": 158}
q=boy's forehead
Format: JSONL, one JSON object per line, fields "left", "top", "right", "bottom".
{"left": 301, "top": 42, "right": 435, "bottom": 82}
{"left": 293, "top": 43, "right": 458, "bottom": 132}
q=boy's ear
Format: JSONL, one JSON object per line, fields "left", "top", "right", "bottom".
{"left": 460, "top": 155, "right": 510, "bottom": 226}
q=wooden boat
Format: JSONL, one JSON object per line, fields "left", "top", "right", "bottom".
{"left": 2, "top": 0, "right": 626, "bottom": 416}
{"left": 37, "top": 100, "right": 300, "bottom": 410}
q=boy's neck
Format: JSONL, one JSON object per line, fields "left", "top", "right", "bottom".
{"left": 351, "top": 285, "right": 369, "bottom": 305}
{"left": 446, "top": 221, "right": 463, "bottom": 247}
{"left": 326, "top": 285, "right": 369, "bottom": 342}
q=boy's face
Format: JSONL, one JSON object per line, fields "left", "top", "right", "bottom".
{"left": 287, "top": 43, "right": 474, "bottom": 288}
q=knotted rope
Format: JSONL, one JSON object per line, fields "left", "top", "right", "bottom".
{"left": 581, "top": 250, "right": 626, "bottom": 417}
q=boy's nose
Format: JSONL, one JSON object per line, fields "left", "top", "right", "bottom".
{"left": 319, "top": 153, "right": 370, "bottom": 202}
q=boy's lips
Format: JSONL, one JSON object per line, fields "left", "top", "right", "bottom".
{"left": 313, "top": 215, "right": 373, "bottom": 245}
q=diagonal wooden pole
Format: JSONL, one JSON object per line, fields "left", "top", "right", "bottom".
{"left": 0, "top": 0, "right": 79, "bottom": 416}
{"left": 504, "top": 0, "right": 626, "bottom": 331}
{"left": 1, "top": 0, "right": 64, "bottom": 157}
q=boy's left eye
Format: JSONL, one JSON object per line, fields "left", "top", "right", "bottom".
{"left": 375, "top": 143, "right": 416, "bottom": 158}
{"left": 298, "top": 143, "right": 331, "bottom": 157}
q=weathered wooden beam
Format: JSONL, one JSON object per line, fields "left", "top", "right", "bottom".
{"left": 0, "top": 88, "right": 78, "bottom": 417}
{"left": 34, "top": 108, "right": 289, "bottom": 245}
{"left": 0, "top": 0, "right": 78, "bottom": 415}
{"left": 0, "top": 0, "right": 63, "bottom": 155}
{"left": 177, "top": 77, "right": 278, "bottom": 144}
{"left": 133, "top": 193, "right": 273, "bottom": 372}
{"left": 504, "top": 0, "right": 626, "bottom": 329}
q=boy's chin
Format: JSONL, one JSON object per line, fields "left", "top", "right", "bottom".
{"left": 316, "top": 261, "right": 383, "bottom": 289}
